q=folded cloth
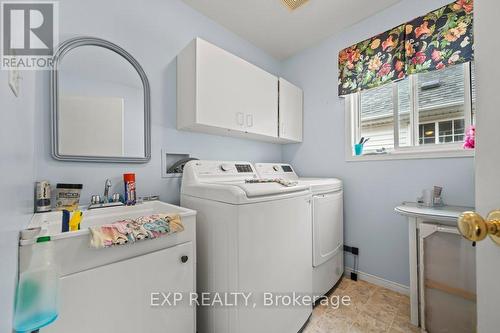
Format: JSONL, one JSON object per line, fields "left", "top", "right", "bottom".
{"left": 89, "top": 225, "right": 113, "bottom": 248}
{"left": 89, "top": 213, "right": 184, "bottom": 249}
{"left": 140, "top": 214, "right": 184, "bottom": 238}
{"left": 128, "top": 220, "right": 150, "bottom": 240}
{"left": 167, "top": 214, "right": 184, "bottom": 233}
{"left": 245, "top": 178, "right": 298, "bottom": 187}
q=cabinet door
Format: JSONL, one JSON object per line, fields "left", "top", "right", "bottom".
{"left": 312, "top": 191, "right": 343, "bottom": 267}
{"left": 419, "top": 224, "right": 476, "bottom": 333}
{"left": 197, "top": 39, "right": 278, "bottom": 137}
{"left": 279, "top": 78, "right": 303, "bottom": 142}
{"left": 43, "top": 243, "right": 195, "bottom": 333}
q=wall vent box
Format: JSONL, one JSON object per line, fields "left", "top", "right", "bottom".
{"left": 161, "top": 150, "right": 190, "bottom": 178}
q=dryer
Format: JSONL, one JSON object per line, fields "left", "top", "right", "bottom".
{"left": 255, "top": 163, "right": 344, "bottom": 297}
{"left": 181, "top": 160, "right": 313, "bottom": 333}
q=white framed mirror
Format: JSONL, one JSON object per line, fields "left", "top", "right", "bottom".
{"left": 51, "top": 37, "right": 151, "bottom": 163}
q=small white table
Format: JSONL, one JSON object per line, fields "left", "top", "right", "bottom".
{"left": 395, "top": 202, "right": 474, "bottom": 326}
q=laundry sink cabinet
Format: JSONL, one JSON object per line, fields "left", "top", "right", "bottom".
{"left": 177, "top": 38, "right": 303, "bottom": 143}
{"left": 19, "top": 201, "right": 197, "bottom": 333}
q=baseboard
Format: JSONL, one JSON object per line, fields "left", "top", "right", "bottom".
{"left": 343, "top": 267, "right": 410, "bottom": 295}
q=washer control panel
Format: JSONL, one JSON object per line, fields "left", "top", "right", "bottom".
{"left": 254, "top": 163, "right": 298, "bottom": 180}
{"left": 235, "top": 164, "right": 253, "bottom": 173}
{"left": 187, "top": 161, "right": 258, "bottom": 182}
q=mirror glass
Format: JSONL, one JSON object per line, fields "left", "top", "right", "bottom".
{"left": 53, "top": 39, "right": 150, "bottom": 162}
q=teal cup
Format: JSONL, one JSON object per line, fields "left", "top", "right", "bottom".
{"left": 354, "top": 144, "right": 364, "bottom": 156}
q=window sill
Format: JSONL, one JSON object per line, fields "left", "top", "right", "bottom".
{"left": 346, "top": 147, "right": 474, "bottom": 162}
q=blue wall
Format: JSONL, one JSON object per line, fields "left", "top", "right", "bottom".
{"left": 0, "top": 70, "right": 37, "bottom": 332}
{"left": 281, "top": 0, "right": 475, "bottom": 286}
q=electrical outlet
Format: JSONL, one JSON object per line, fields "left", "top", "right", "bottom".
{"left": 344, "top": 245, "right": 359, "bottom": 255}
{"left": 8, "top": 68, "right": 20, "bottom": 97}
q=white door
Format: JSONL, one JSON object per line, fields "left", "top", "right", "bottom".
{"left": 43, "top": 243, "right": 195, "bottom": 333}
{"left": 197, "top": 39, "right": 278, "bottom": 136}
{"left": 279, "top": 78, "right": 303, "bottom": 142}
{"left": 473, "top": 1, "right": 500, "bottom": 332}
{"left": 312, "top": 191, "right": 343, "bottom": 267}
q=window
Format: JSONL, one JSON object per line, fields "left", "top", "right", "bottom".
{"left": 347, "top": 63, "right": 474, "bottom": 159}
{"left": 418, "top": 119, "right": 465, "bottom": 145}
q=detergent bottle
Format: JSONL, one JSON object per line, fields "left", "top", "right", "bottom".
{"left": 13, "top": 235, "right": 59, "bottom": 332}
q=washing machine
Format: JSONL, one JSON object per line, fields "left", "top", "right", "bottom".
{"left": 181, "top": 160, "right": 313, "bottom": 333}
{"left": 255, "top": 163, "right": 344, "bottom": 297}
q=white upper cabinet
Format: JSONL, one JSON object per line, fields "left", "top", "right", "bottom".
{"left": 278, "top": 78, "right": 303, "bottom": 143}
{"left": 177, "top": 38, "right": 278, "bottom": 141}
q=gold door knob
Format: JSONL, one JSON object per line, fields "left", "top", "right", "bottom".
{"left": 457, "top": 210, "right": 500, "bottom": 245}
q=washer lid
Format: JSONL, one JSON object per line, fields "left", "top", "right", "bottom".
{"left": 219, "top": 181, "right": 309, "bottom": 198}
{"left": 182, "top": 181, "right": 310, "bottom": 204}
{"left": 298, "top": 178, "right": 343, "bottom": 193}
{"left": 181, "top": 160, "right": 310, "bottom": 204}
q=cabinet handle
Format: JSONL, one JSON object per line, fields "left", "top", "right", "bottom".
{"left": 236, "top": 112, "right": 244, "bottom": 126}
{"left": 181, "top": 255, "right": 189, "bottom": 263}
{"left": 246, "top": 114, "right": 253, "bottom": 127}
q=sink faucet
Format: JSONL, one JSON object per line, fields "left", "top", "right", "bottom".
{"left": 88, "top": 179, "right": 124, "bottom": 210}
{"left": 103, "top": 179, "right": 112, "bottom": 203}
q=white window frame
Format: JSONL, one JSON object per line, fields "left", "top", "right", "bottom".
{"left": 345, "top": 63, "right": 475, "bottom": 161}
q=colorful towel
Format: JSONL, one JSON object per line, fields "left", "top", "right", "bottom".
{"left": 245, "top": 178, "right": 299, "bottom": 187}
{"left": 89, "top": 214, "right": 184, "bottom": 249}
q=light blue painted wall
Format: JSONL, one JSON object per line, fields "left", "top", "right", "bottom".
{"left": 0, "top": 70, "right": 37, "bottom": 333}
{"left": 281, "top": 0, "right": 475, "bottom": 286}
{"left": 33, "top": 0, "right": 284, "bottom": 207}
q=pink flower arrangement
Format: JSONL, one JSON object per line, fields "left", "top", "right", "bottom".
{"left": 463, "top": 125, "right": 475, "bottom": 149}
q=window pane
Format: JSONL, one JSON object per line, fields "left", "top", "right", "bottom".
{"left": 417, "top": 65, "right": 465, "bottom": 145}
{"left": 454, "top": 119, "right": 465, "bottom": 142}
{"left": 397, "top": 78, "right": 411, "bottom": 147}
{"left": 438, "top": 120, "right": 453, "bottom": 143}
{"left": 419, "top": 123, "right": 435, "bottom": 144}
{"left": 360, "top": 83, "right": 394, "bottom": 152}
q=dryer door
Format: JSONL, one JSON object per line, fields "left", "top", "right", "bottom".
{"left": 312, "top": 190, "right": 343, "bottom": 267}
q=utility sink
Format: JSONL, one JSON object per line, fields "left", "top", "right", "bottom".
{"left": 19, "top": 201, "right": 197, "bottom": 276}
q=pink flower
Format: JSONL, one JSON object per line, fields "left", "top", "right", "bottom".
{"left": 431, "top": 50, "right": 441, "bottom": 62}
{"left": 398, "top": 71, "right": 405, "bottom": 79}
{"left": 436, "top": 62, "right": 445, "bottom": 70}
{"left": 453, "top": 0, "right": 473, "bottom": 14}
{"left": 411, "top": 51, "right": 426, "bottom": 65}
{"left": 463, "top": 125, "right": 475, "bottom": 149}
{"left": 377, "top": 63, "right": 392, "bottom": 77}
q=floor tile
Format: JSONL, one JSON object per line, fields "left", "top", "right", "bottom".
{"left": 303, "top": 278, "right": 420, "bottom": 333}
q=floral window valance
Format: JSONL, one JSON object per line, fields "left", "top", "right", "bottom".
{"left": 338, "top": 0, "right": 474, "bottom": 96}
